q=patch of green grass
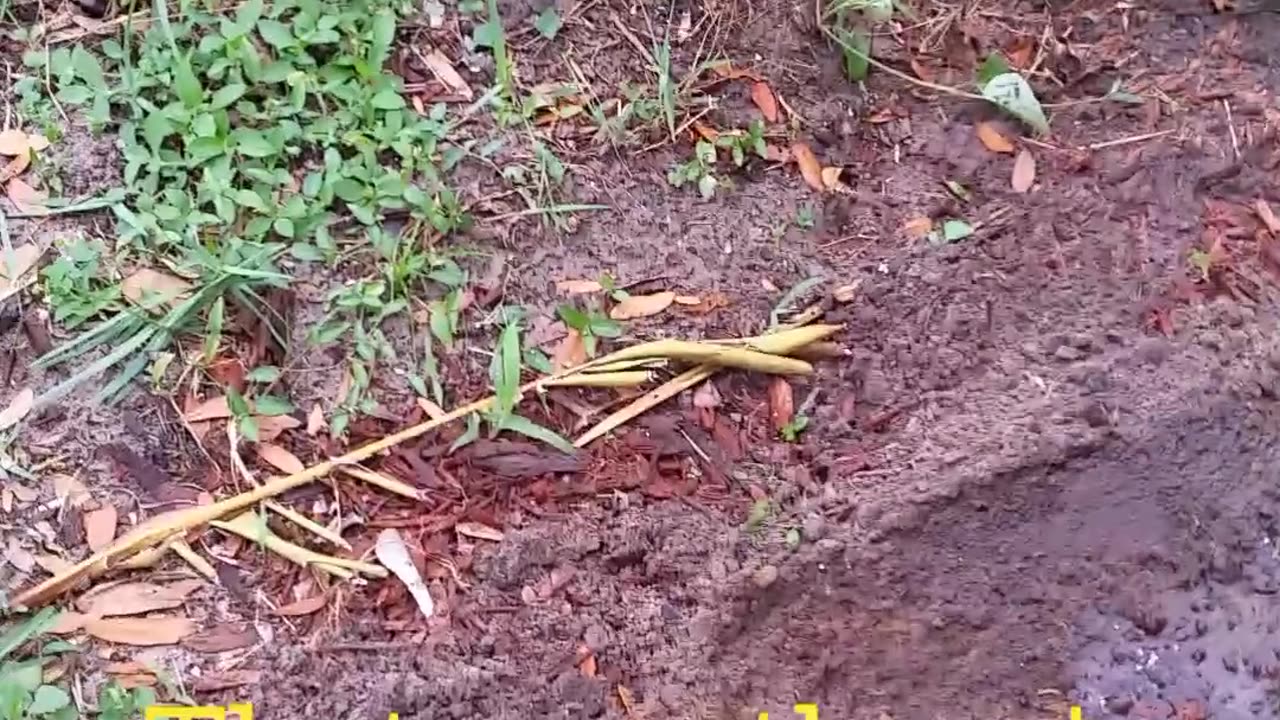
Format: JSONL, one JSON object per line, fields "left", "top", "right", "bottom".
{"left": 0, "top": 608, "right": 77, "bottom": 720}
{"left": 18, "top": 0, "right": 470, "bottom": 409}
{"left": 668, "top": 121, "right": 767, "bottom": 199}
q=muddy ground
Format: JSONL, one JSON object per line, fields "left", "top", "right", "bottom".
{"left": 9, "top": 0, "right": 1280, "bottom": 717}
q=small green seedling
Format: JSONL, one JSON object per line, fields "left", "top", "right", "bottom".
{"left": 779, "top": 414, "right": 810, "bottom": 443}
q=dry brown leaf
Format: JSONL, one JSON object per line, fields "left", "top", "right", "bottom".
{"left": 768, "top": 377, "right": 795, "bottom": 432}
{"left": 1256, "top": 199, "right": 1280, "bottom": 234}
{"left": 555, "top": 279, "right": 603, "bottom": 294}
{"left": 0, "top": 130, "right": 28, "bottom": 156}
{"left": 692, "top": 381, "right": 721, "bottom": 409}
{"left": 415, "top": 397, "right": 447, "bottom": 420}
{"left": 764, "top": 144, "right": 790, "bottom": 163}
{"left": 255, "top": 414, "right": 302, "bottom": 442}
{"left": 673, "top": 295, "right": 701, "bottom": 305}
{"left": 104, "top": 661, "right": 154, "bottom": 676}
{"left": 8, "top": 484, "right": 35, "bottom": 504}
{"left": 0, "top": 388, "right": 34, "bottom": 431}
{"left": 85, "top": 616, "right": 195, "bottom": 646}
{"left": 422, "top": 49, "right": 473, "bottom": 100}
{"left": 121, "top": 268, "right": 193, "bottom": 308}
{"left": 115, "top": 673, "right": 158, "bottom": 690}
{"left": 34, "top": 554, "right": 72, "bottom": 576}
{"left": 26, "top": 134, "right": 49, "bottom": 152}
{"left": 609, "top": 291, "right": 675, "bottom": 320}
{"left": 751, "top": 82, "right": 779, "bottom": 123}
{"left": 7, "top": 178, "right": 47, "bottom": 215}
{"left": 821, "top": 166, "right": 843, "bottom": 190}
{"left": 50, "top": 612, "right": 96, "bottom": 634}
{"left": 0, "top": 152, "right": 30, "bottom": 184}
{"left": 692, "top": 122, "right": 719, "bottom": 142}
{"left": 256, "top": 443, "right": 305, "bottom": 475}
{"left": 707, "top": 61, "right": 763, "bottom": 81}
{"left": 1007, "top": 37, "right": 1036, "bottom": 69}
{"left": 183, "top": 625, "right": 259, "bottom": 652}
{"left": 903, "top": 217, "right": 934, "bottom": 238}
{"left": 306, "top": 404, "right": 326, "bottom": 435}
{"left": 51, "top": 474, "right": 89, "bottom": 507}
{"left": 274, "top": 594, "right": 328, "bottom": 617}
{"left": 791, "top": 143, "right": 824, "bottom": 192}
{"left": 1011, "top": 149, "right": 1036, "bottom": 193}
{"left": 551, "top": 328, "right": 587, "bottom": 371}
{"left": 455, "top": 521, "right": 504, "bottom": 542}
{"left": 193, "top": 670, "right": 261, "bottom": 692}
{"left": 5, "top": 539, "right": 34, "bottom": 573}
{"left": 77, "top": 580, "right": 201, "bottom": 617}
{"left": 976, "top": 122, "right": 1015, "bottom": 154}
{"left": 0, "top": 245, "right": 42, "bottom": 294}
{"left": 909, "top": 57, "right": 934, "bottom": 82}
{"left": 183, "top": 395, "right": 231, "bottom": 422}
{"left": 84, "top": 505, "right": 118, "bottom": 551}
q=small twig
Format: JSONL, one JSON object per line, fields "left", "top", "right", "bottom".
{"left": 1086, "top": 128, "right": 1175, "bottom": 151}
{"left": 1223, "top": 99, "right": 1241, "bottom": 161}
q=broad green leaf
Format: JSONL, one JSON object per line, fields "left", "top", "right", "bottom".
{"left": 253, "top": 395, "right": 293, "bottom": 416}
{"left": 273, "top": 218, "right": 295, "bottom": 238}
{"left": 209, "top": 83, "right": 247, "bottom": 109}
{"left": 976, "top": 53, "right": 1011, "bottom": 88}
{"left": 142, "top": 111, "right": 172, "bottom": 153}
{"left": 838, "top": 28, "right": 871, "bottom": 82}
{"left": 246, "top": 366, "right": 280, "bottom": 383}
{"left": 237, "top": 415, "right": 259, "bottom": 441}
{"left": 70, "top": 46, "right": 106, "bottom": 91}
{"left": 28, "top": 685, "right": 71, "bottom": 714}
{"left": 0, "top": 609, "right": 59, "bottom": 662}
{"left": 234, "top": 129, "right": 276, "bottom": 157}
{"left": 939, "top": 219, "right": 973, "bottom": 243}
{"left": 56, "top": 85, "right": 93, "bottom": 105}
{"left": 981, "top": 72, "right": 1049, "bottom": 135}
{"left": 174, "top": 55, "right": 204, "bottom": 108}
{"left": 203, "top": 298, "right": 223, "bottom": 365}
{"left": 235, "top": 0, "right": 264, "bottom": 30}
{"left": 500, "top": 414, "right": 576, "bottom": 454}
{"left": 368, "top": 11, "right": 396, "bottom": 69}
{"left": 448, "top": 412, "right": 481, "bottom": 453}
{"left": 290, "top": 243, "right": 325, "bottom": 262}
{"left": 472, "top": 20, "right": 503, "bottom": 49}
{"left": 234, "top": 189, "right": 267, "bottom": 212}
{"left": 371, "top": 88, "right": 405, "bottom": 110}
{"left": 533, "top": 7, "right": 561, "bottom": 38}
{"left": 257, "top": 19, "right": 295, "bottom": 50}
{"left": 489, "top": 320, "right": 521, "bottom": 420}
{"left": 3, "top": 660, "right": 42, "bottom": 692}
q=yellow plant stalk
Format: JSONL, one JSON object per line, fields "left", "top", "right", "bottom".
{"left": 574, "top": 365, "right": 715, "bottom": 447}
{"left": 540, "top": 371, "right": 652, "bottom": 388}
{"left": 11, "top": 324, "right": 844, "bottom": 609}
{"left": 210, "top": 512, "right": 386, "bottom": 579}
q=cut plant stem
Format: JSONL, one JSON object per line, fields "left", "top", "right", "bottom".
{"left": 335, "top": 465, "right": 423, "bottom": 500}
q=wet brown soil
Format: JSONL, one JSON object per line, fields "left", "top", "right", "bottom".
{"left": 10, "top": 0, "right": 1280, "bottom": 718}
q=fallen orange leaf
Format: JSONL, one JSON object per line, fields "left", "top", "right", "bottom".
{"left": 306, "top": 404, "right": 326, "bottom": 435}
{"left": 275, "top": 594, "right": 328, "bottom": 617}
{"left": 1007, "top": 37, "right": 1036, "bottom": 69}
{"left": 976, "top": 122, "right": 1015, "bottom": 153}
{"left": 551, "top": 328, "right": 587, "bottom": 370}
{"left": 768, "top": 377, "right": 795, "bottom": 432}
{"left": 692, "top": 122, "right": 720, "bottom": 142}
{"left": 121, "top": 268, "right": 193, "bottom": 308}
{"left": 84, "top": 505, "right": 118, "bottom": 551}
{"left": 257, "top": 443, "right": 305, "bottom": 474}
{"left": 555, "top": 279, "right": 603, "bottom": 294}
{"left": 0, "top": 129, "right": 28, "bottom": 156}
{"left": 909, "top": 58, "right": 934, "bottom": 82}
{"left": 1256, "top": 199, "right": 1280, "bottom": 234}
{"left": 255, "top": 414, "right": 302, "bottom": 442}
{"left": 791, "top": 142, "right": 824, "bottom": 192}
{"left": 673, "top": 294, "right": 701, "bottom": 305}
{"left": 609, "top": 291, "right": 675, "bottom": 320}
{"left": 84, "top": 616, "right": 195, "bottom": 646}
{"left": 183, "top": 395, "right": 231, "bottom": 423}
{"left": 7, "top": 178, "right": 46, "bottom": 215}
{"left": 1011, "top": 149, "right": 1036, "bottom": 193}
{"left": 751, "top": 82, "right": 779, "bottom": 123}
{"left": 903, "top": 217, "right": 934, "bottom": 238}
{"left": 0, "top": 153, "right": 30, "bottom": 184}
{"left": 820, "top": 166, "right": 844, "bottom": 190}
